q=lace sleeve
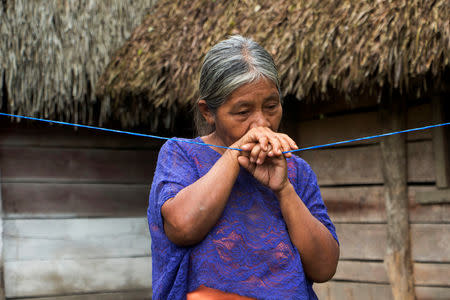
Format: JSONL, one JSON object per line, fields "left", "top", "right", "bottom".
{"left": 147, "top": 139, "right": 200, "bottom": 299}
{"left": 295, "top": 158, "right": 339, "bottom": 245}
{"left": 149, "top": 139, "right": 199, "bottom": 229}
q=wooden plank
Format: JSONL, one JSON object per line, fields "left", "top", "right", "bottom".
{"left": 313, "top": 281, "right": 393, "bottom": 300}
{"left": 0, "top": 147, "right": 158, "bottom": 183}
{"left": 4, "top": 218, "right": 150, "bottom": 261}
{"left": 2, "top": 182, "right": 149, "bottom": 217}
{"left": 334, "top": 261, "right": 450, "bottom": 286}
{"left": 334, "top": 261, "right": 388, "bottom": 284}
{"left": 415, "top": 286, "right": 450, "bottom": 300}
{"left": 406, "top": 140, "right": 435, "bottom": 183}
{"left": 322, "top": 185, "right": 450, "bottom": 223}
{"left": 314, "top": 281, "right": 450, "bottom": 300}
{"left": 432, "top": 96, "right": 449, "bottom": 188}
{"left": 414, "top": 262, "right": 450, "bottom": 286}
{"left": 4, "top": 173, "right": 440, "bottom": 223}
{"left": 300, "top": 141, "right": 434, "bottom": 186}
{"left": 4, "top": 257, "right": 152, "bottom": 298}
{"left": 336, "top": 224, "right": 450, "bottom": 262}
{"left": 285, "top": 93, "right": 379, "bottom": 121}
{"left": 296, "top": 103, "right": 432, "bottom": 149}
{"left": 416, "top": 189, "right": 450, "bottom": 204}
{"left": 31, "top": 290, "right": 152, "bottom": 300}
{"left": 7, "top": 175, "right": 444, "bottom": 223}
{"left": 0, "top": 119, "right": 164, "bottom": 149}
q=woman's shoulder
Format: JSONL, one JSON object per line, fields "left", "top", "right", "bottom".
{"left": 157, "top": 137, "right": 218, "bottom": 168}
{"left": 159, "top": 137, "right": 203, "bottom": 154}
{"left": 286, "top": 154, "right": 318, "bottom": 189}
{"left": 287, "top": 154, "right": 314, "bottom": 173}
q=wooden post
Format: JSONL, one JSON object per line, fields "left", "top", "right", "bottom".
{"left": 0, "top": 170, "right": 4, "bottom": 300}
{"left": 379, "top": 98, "right": 416, "bottom": 300}
{"left": 431, "top": 96, "right": 449, "bottom": 188}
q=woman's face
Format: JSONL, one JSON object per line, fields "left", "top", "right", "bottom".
{"left": 208, "top": 77, "right": 282, "bottom": 147}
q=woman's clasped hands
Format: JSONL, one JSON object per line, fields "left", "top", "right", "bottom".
{"left": 231, "top": 127, "right": 298, "bottom": 192}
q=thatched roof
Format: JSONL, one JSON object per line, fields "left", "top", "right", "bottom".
{"left": 0, "top": 0, "right": 155, "bottom": 126}
{"left": 96, "top": 0, "right": 449, "bottom": 130}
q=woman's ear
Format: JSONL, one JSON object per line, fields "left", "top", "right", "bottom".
{"left": 198, "top": 100, "right": 215, "bottom": 126}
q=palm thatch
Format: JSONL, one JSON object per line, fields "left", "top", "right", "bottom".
{"left": 96, "top": 0, "right": 449, "bottom": 130}
{"left": 0, "top": 0, "right": 156, "bottom": 125}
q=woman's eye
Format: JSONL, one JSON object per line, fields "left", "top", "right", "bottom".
{"left": 236, "top": 111, "right": 249, "bottom": 115}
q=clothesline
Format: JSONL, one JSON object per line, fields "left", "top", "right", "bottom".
{"left": 1, "top": 112, "right": 449, "bottom": 154}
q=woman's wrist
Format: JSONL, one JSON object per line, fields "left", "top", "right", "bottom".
{"left": 274, "top": 181, "right": 295, "bottom": 200}
{"left": 222, "top": 147, "right": 241, "bottom": 166}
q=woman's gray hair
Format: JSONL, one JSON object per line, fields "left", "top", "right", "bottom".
{"left": 195, "top": 35, "right": 281, "bottom": 135}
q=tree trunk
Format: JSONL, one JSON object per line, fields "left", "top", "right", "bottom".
{"left": 379, "top": 98, "right": 416, "bottom": 300}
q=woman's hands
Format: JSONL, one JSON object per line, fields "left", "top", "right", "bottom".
{"left": 233, "top": 128, "right": 339, "bottom": 282}
{"left": 231, "top": 127, "right": 298, "bottom": 192}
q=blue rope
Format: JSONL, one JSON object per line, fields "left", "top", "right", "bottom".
{"left": 285, "top": 121, "right": 450, "bottom": 153}
{"left": 0, "top": 112, "right": 241, "bottom": 151}
{"left": 1, "top": 112, "right": 449, "bottom": 153}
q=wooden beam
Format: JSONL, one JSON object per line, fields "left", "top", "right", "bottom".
{"left": 31, "top": 290, "right": 152, "bottom": 300}
{"left": 0, "top": 120, "right": 163, "bottom": 149}
{"left": 299, "top": 140, "right": 434, "bottom": 186}
{"left": 321, "top": 185, "right": 450, "bottom": 223}
{"left": 335, "top": 223, "right": 450, "bottom": 262}
{"left": 3, "top": 218, "right": 150, "bottom": 261}
{"left": 0, "top": 147, "right": 158, "bottom": 184}
{"left": 2, "top": 183, "right": 149, "bottom": 217}
{"left": 432, "top": 96, "right": 450, "bottom": 188}
{"left": 295, "top": 103, "right": 432, "bottom": 149}
{"left": 4, "top": 257, "right": 152, "bottom": 298}
{"left": 334, "top": 260, "right": 450, "bottom": 286}
{"left": 379, "top": 98, "right": 415, "bottom": 300}
{"left": 314, "top": 281, "right": 450, "bottom": 300}
{"left": 415, "top": 189, "right": 450, "bottom": 204}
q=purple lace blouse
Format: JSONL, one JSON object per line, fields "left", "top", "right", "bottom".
{"left": 147, "top": 137, "right": 338, "bottom": 300}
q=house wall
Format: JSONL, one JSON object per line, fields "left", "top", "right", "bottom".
{"left": 284, "top": 98, "right": 449, "bottom": 299}
{"left": 1, "top": 97, "right": 448, "bottom": 300}
{"left": 0, "top": 120, "right": 160, "bottom": 299}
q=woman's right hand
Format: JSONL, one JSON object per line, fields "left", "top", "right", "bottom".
{"left": 231, "top": 127, "right": 297, "bottom": 192}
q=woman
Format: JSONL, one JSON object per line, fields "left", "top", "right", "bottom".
{"left": 148, "top": 35, "right": 339, "bottom": 300}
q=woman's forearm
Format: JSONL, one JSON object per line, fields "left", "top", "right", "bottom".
{"left": 276, "top": 183, "right": 340, "bottom": 282}
{"left": 161, "top": 149, "right": 241, "bottom": 246}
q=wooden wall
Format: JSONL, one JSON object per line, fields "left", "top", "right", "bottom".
{"left": 1, "top": 98, "right": 448, "bottom": 300}
{"left": 285, "top": 99, "right": 450, "bottom": 299}
{"left": 0, "top": 120, "right": 161, "bottom": 299}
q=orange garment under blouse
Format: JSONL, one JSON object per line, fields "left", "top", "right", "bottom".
{"left": 187, "top": 285, "right": 255, "bottom": 300}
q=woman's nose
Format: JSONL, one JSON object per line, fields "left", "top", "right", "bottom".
{"left": 250, "top": 112, "right": 271, "bottom": 129}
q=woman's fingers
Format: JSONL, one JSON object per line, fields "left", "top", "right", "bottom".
{"left": 237, "top": 155, "right": 250, "bottom": 168}
{"left": 278, "top": 133, "right": 298, "bottom": 158}
{"left": 249, "top": 143, "right": 262, "bottom": 164}
{"left": 236, "top": 127, "right": 298, "bottom": 159}
{"left": 282, "top": 133, "right": 298, "bottom": 150}
{"left": 277, "top": 135, "right": 291, "bottom": 157}
{"left": 237, "top": 155, "right": 256, "bottom": 173}
{"left": 241, "top": 142, "right": 256, "bottom": 152}
{"left": 256, "top": 145, "right": 269, "bottom": 165}
{"left": 253, "top": 127, "right": 281, "bottom": 157}
{"left": 267, "top": 136, "right": 282, "bottom": 156}
{"left": 240, "top": 142, "right": 271, "bottom": 165}
{"left": 258, "top": 136, "right": 269, "bottom": 152}
{"left": 236, "top": 128, "right": 267, "bottom": 149}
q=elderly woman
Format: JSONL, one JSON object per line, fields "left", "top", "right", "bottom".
{"left": 148, "top": 35, "right": 339, "bottom": 300}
